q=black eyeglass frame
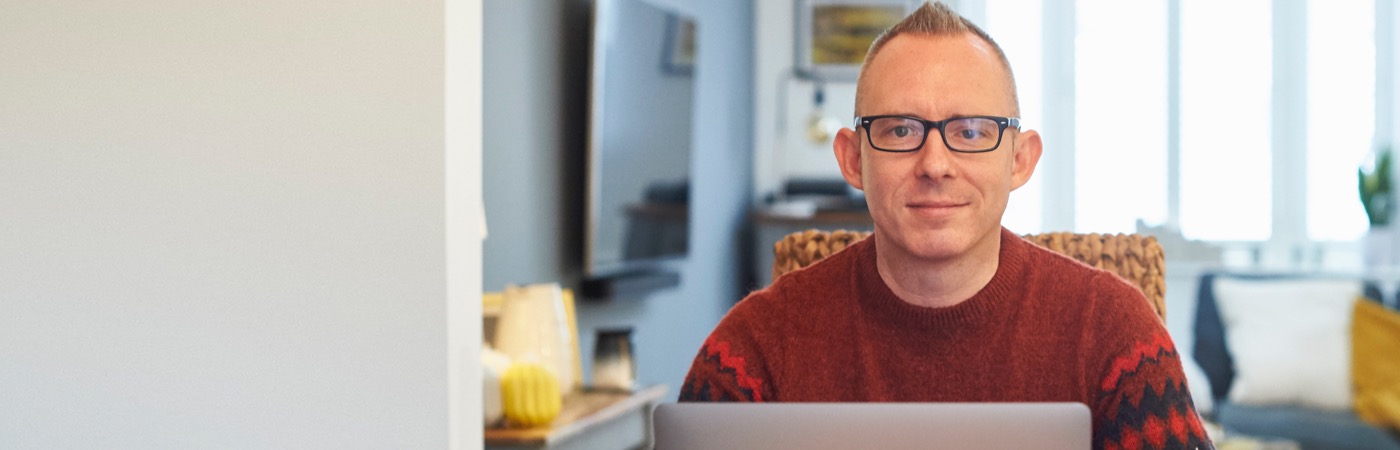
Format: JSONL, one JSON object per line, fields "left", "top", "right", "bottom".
{"left": 854, "top": 115, "right": 1021, "bottom": 153}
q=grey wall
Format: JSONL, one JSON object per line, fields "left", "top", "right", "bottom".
{"left": 482, "top": 0, "right": 753, "bottom": 393}
{"left": 0, "top": 1, "right": 452, "bottom": 448}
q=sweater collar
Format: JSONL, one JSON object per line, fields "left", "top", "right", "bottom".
{"left": 853, "top": 227, "right": 1029, "bottom": 331}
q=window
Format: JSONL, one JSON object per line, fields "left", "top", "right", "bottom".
{"left": 1306, "top": 0, "right": 1374, "bottom": 241}
{"left": 986, "top": 0, "right": 1043, "bottom": 234}
{"left": 978, "top": 0, "right": 1389, "bottom": 265}
{"left": 1074, "top": 0, "right": 1168, "bottom": 233}
{"left": 1179, "top": 0, "right": 1273, "bottom": 241}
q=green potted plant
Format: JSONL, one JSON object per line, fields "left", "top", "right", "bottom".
{"left": 1360, "top": 147, "right": 1394, "bottom": 266}
{"left": 1360, "top": 147, "right": 1392, "bottom": 226}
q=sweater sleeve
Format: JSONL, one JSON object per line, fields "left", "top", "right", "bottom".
{"left": 1093, "top": 330, "right": 1214, "bottom": 450}
{"left": 678, "top": 301, "right": 775, "bottom": 402}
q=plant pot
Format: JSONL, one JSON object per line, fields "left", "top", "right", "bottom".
{"left": 1365, "top": 227, "right": 1396, "bottom": 268}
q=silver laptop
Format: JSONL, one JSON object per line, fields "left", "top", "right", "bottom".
{"left": 652, "top": 402, "right": 1090, "bottom": 450}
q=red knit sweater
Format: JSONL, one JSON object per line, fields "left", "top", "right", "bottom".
{"left": 680, "top": 228, "right": 1214, "bottom": 450}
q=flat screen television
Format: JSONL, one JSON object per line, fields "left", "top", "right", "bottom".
{"left": 584, "top": 0, "right": 698, "bottom": 278}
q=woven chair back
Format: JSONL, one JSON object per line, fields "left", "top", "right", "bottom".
{"left": 771, "top": 230, "right": 1166, "bottom": 321}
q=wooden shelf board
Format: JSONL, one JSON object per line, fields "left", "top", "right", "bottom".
{"left": 484, "top": 385, "right": 668, "bottom": 446}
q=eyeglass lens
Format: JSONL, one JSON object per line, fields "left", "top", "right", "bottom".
{"left": 868, "top": 117, "right": 1002, "bottom": 151}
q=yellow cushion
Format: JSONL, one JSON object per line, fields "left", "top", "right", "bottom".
{"left": 1353, "top": 298, "right": 1400, "bottom": 429}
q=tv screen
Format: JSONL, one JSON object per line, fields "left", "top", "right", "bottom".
{"left": 585, "top": 0, "right": 698, "bottom": 277}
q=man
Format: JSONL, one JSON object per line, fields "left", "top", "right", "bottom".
{"left": 679, "top": 3, "right": 1213, "bottom": 449}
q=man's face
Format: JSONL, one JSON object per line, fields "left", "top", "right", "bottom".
{"left": 834, "top": 33, "right": 1041, "bottom": 263}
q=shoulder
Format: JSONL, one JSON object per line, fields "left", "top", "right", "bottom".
{"left": 713, "top": 235, "right": 867, "bottom": 343}
{"left": 1019, "top": 238, "right": 1113, "bottom": 286}
{"left": 1016, "top": 239, "right": 1165, "bottom": 355}
{"left": 683, "top": 239, "right": 868, "bottom": 402}
{"left": 1020, "top": 240, "right": 1158, "bottom": 323}
{"left": 721, "top": 251, "right": 852, "bottom": 331}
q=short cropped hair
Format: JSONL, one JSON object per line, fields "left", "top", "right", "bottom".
{"left": 856, "top": 1, "right": 1019, "bottom": 115}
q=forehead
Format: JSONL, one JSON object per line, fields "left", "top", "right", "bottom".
{"left": 856, "top": 33, "right": 1014, "bottom": 117}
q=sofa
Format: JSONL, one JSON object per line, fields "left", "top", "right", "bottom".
{"left": 1193, "top": 272, "right": 1400, "bottom": 449}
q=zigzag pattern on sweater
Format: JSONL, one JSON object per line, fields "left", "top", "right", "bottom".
{"left": 1101, "top": 332, "right": 1177, "bottom": 392}
{"left": 679, "top": 335, "right": 767, "bottom": 402}
{"left": 1097, "top": 333, "right": 1213, "bottom": 450}
{"left": 1099, "top": 378, "right": 1210, "bottom": 449}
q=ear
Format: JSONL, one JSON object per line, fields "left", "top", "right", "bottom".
{"left": 1009, "top": 129, "right": 1042, "bottom": 191}
{"left": 834, "top": 126, "right": 865, "bottom": 191}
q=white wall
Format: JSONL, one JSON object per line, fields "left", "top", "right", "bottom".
{"left": 0, "top": 1, "right": 469, "bottom": 448}
{"left": 752, "top": 1, "right": 854, "bottom": 201}
{"left": 449, "top": 0, "right": 485, "bottom": 448}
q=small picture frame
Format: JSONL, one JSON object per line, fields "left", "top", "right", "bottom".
{"left": 662, "top": 14, "right": 697, "bottom": 76}
{"left": 795, "top": 0, "right": 919, "bottom": 81}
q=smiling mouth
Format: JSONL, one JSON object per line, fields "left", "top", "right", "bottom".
{"left": 907, "top": 201, "right": 968, "bottom": 209}
{"left": 906, "top": 201, "right": 968, "bottom": 217}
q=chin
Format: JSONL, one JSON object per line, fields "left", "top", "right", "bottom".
{"left": 890, "top": 227, "right": 978, "bottom": 261}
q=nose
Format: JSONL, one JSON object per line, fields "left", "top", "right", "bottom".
{"left": 914, "top": 131, "right": 956, "bottom": 180}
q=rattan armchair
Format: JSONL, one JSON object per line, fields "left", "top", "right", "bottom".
{"left": 772, "top": 230, "right": 1167, "bottom": 321}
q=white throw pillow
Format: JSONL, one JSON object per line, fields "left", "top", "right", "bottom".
{"left": 1212, "top": 277, "right": 1357, "bottom": 410}
{"left": 1182, "top": 357, "right": 1214, "bottom": 415}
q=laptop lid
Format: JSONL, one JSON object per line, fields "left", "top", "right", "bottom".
{"left": 652, "top": 402, "right": 1090, "bottom": 450}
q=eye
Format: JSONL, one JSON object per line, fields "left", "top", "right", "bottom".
{"left": 957, "top": 128, "right": 985, "bottom": 140}
{"left": 891, "top": 126, "right": 913, "bottom": 138}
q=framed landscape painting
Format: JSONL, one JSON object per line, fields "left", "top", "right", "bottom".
{"left": 795, "top": 0, "right": 919, "bottom": 80}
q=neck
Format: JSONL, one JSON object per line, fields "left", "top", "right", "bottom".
{"left": 873, "top": 228, "right": 1002, "bottom": 308}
